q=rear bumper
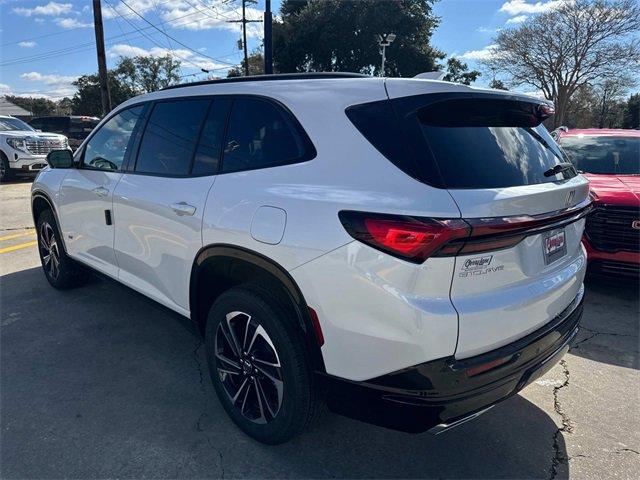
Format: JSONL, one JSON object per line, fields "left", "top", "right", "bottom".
{"left": 320, "top": 288, "right": 583, "bottom": 433}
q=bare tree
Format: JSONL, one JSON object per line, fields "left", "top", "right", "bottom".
{"left": 484, "top": 0, "right": 640, "bottom": 128}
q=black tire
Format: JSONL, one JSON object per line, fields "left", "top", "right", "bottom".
{"left": 1, "top": 152, "right": 14, "bottom": 182}
{"left": 205, "top": 286, "right": 320, "bottom": 444}
{"left": 36, "top": 209, "right": 86, "bottom": 289}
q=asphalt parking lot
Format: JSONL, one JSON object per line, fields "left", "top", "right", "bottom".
{"left": 1, "top": 179, "right": 638, "bottom": 479}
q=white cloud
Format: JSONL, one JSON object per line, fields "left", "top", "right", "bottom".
{"left": 477, "top": 26, "right": 502, "bottom": 33}
{"left": 21, "top": 71, "right": 77, "bottom": 85}
{"left": 460, "top": 44, "right": 498, "bottom": 61}
{"left": 160, "top": 3, "right": 263, "bottom": 38}
{"left": 107, "top": 43, "right": 231, "bottom": 72}
{"left": 507, "top": 15, "right": 528, "bottom": 23}
{"left": 0, "top": 83, "right": 11, "bottom": 94}
{"left": 54, "top": 17, "right": 92, "bottom": 28}
{"left": 103, "top": 0, "right": 262, "bottom": 38}
{"left": 102, "top": 0, "right": 160, "bottom": 19}
{"left": 13, "top": 2, "right": 73, "bottom": 17}
{"left": 17, "top": 72, "right": 77, "bottom": 100}
{"left": 499, "top": 0, "right": 571, "bottom": 15}
{"left": 18, "top": 41, "right": 37, "bottom": 48}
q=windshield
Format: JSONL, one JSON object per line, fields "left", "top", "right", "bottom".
{"left": 559, "top": 136, "right": 640, "bottom": 175}
{"left": 0, "top": 117, "right": 35, "bottom": 132}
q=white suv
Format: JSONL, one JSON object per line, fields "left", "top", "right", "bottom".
{"left": 0, "top": 115, "right": 69, "bottom": 181}
{"left": 31, "top": 73, "right": 590, "bottom": 444}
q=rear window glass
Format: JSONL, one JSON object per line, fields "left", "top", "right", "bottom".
{"left": 222, "top": 98, "right": 308, "bottom": 173}
{"left": 559, "top": 136, "right": 639, "bottom": 174}
{"left": 347, "top": 94, "right": 575, "bottom": 189}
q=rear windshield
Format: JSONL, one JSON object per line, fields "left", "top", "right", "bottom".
{"left": 558, "top": 136, "right": 639, "bottom": 175}
{"left": 347, "top": 93, "right": 575, "bottom": 189}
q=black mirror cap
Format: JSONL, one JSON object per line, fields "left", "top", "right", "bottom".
{"left": 46, "top": 149, "right": 74, "bottom": 169}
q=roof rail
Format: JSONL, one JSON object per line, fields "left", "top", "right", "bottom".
{"left": 161, "top": 72, "right": 370, "bottom": 91}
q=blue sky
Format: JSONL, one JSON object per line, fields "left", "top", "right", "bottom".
{"left": 0, "top": 0, "right": 570, "bottom": 100}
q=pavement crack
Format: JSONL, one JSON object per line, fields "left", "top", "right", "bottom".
{"left": 613, "top": 448, "right": 640, "bottom": 455}
{"left": 570, "top": 326, "right": 633, "bottom": 351}
{"left": 548, "top": 359, "right": 574, "bottom": 480}
{"left": 192, "top": 338, "right": 225, "bottom": 479}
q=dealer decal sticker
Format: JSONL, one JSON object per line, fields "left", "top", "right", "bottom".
{"left": 459, "top": 255, "right": 504, "bottom": 278}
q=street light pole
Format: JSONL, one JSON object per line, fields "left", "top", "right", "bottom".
{"left": 376, "top": 33, "right": 396, "bottom": 77}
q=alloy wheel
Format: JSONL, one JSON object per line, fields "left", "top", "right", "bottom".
{"left": 39, "top": 222, "right": 60, "bottom": 280}
{"left": 215, "top": 311, "right": 284, "bottom": 424}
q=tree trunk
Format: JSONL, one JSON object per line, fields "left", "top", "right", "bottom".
{"left": 553, "top": 92, "right": 569, "bottom": 129}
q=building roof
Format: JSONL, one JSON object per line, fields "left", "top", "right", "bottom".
{"left": 0, "top": 97, "right": 31, "bottom": 117}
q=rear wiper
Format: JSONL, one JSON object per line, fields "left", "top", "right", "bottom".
{"left": 544, "top": 162, "right": 575, "bottom": 177}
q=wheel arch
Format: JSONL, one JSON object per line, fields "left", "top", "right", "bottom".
{"left": 190, "top": 244, "right": 326, "bottom": 372}
{"left": 31, "top": 190, "right": 68, "bottom": 253}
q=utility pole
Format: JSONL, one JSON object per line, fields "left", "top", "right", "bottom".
{"left": 92, "top": 0, "right": 111, "bottom": 114}
{"left": 264, "top": 0, "right": 273, "bottom": 74}
{"left": 227, "top": 0, "right": 261, "bottom": 76}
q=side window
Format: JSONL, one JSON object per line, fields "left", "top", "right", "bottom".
{"left": 135, "top": 99, "right": 209, "bottom": 176}
{"left": 192, "top": 98, "right": 231, "bottom": 176}
{"left": 84, "top": 106, "right": 143, "bottom": 171}
{"left": 222, "top": 98, "right": 307, "bottom": 173}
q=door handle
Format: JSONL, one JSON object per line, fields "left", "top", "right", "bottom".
{"left": 170, "top": 202, "right": 196, "bottom": 216}
{"left": 92, "top": 186, "right": 109, "bottom": 197}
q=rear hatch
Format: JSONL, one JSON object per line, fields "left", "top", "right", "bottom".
{"left": 385, "top": 81, "right": 590, "bottom": 358}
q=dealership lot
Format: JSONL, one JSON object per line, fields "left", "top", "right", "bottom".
{"left": 1, "top": 180, "right": 638, "bottom": 479}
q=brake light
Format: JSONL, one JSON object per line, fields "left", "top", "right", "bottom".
{"left": 339, "top": 211, "right": 469, "bottom": 263}
{"left": 339, "top": 201, "right": 591, "bottom": 264}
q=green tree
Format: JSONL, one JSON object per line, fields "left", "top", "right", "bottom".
{"left": 71, "top": 55, "right": 181, "bottom": 116}
{"left": 5, "top": 95, "right": 57, "bottom": 116}
{"left": 71, "top": 71, "right": 135, "bottom": 116}
{"left": 273, "top": 0, "right": 444, "bottom": 76}
{"left": 442, "top": 57, "right": 480, "bottom": 85}
{"left": 488, "top": 79, "right": 508, "bottom": 90}
{"left": 622, "top": 94, "right": 640, "bottom": 129}
{"left": 227, "top": 50, "right": 265, "bottom": 77}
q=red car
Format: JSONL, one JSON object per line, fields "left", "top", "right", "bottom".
{"left": 556, "top": 129, "right": 640, "bottom": 276}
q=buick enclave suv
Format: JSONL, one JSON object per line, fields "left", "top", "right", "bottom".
{"left": 32, "top": 73, "right": 590, "bottom": 444}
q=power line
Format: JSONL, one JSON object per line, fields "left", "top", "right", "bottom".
{"left": 0, "top": 0, "right": 181, "bottom": 47}
{"left": 1, "top": 9, "right": 220, "bottom": 67}
{"left": 104, "top": 0, "right": 235, "bottom": 73}
{"left": 117, "top": 0, "right": 236, "bottom": 66}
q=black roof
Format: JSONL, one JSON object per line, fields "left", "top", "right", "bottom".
{"left": 161, "top": 72, "right": 370, "bottom": 91}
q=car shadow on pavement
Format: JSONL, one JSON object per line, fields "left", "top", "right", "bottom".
{"left": 1, "top": 266, "right": 566, "bottom": 479}
{"left": 569, "top": 274, "right": 639, "bottom": 370}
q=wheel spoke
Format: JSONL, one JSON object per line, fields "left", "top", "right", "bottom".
{"left": 253, "top": 364, "right": 283, "bottom": 406}
{"left": 215, "top": 351, "right": 241, "bottom": 370}
{"left": 255, "top": 377, "right": 277, "bottom": 419}
{"left": 252, "top": 377, "right": 267, "bottom": 424}
{"left": 232, "top": 377, "right": 249, "bottom": 403}
{"left": 42, "top": 253, "right": 51, "bottom": 265}
{"left": 225, "top": 311, "right": 247, "bottom": 356}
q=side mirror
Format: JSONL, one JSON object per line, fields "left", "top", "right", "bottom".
{"left": 46, "top": 149, "right": 74, "bottom": 169}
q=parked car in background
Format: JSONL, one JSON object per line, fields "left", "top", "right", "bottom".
{"left": 29, "top": 116, "right": 100, "bottom": 151}
{"left": 556, "top": 128, "right": 640, "bottom": 276}
{"left": 0, "top": 115, "right": 69, "bottom": 182}
{"left": 32, "top": 73, "right": 589, "bottom": 444}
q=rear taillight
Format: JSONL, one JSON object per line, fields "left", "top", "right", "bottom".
{"left": 339, "top": 201, "right": 591, "bottom": 264}
{"left": 338, "top": 211, "right": 469, "bottom": 263}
